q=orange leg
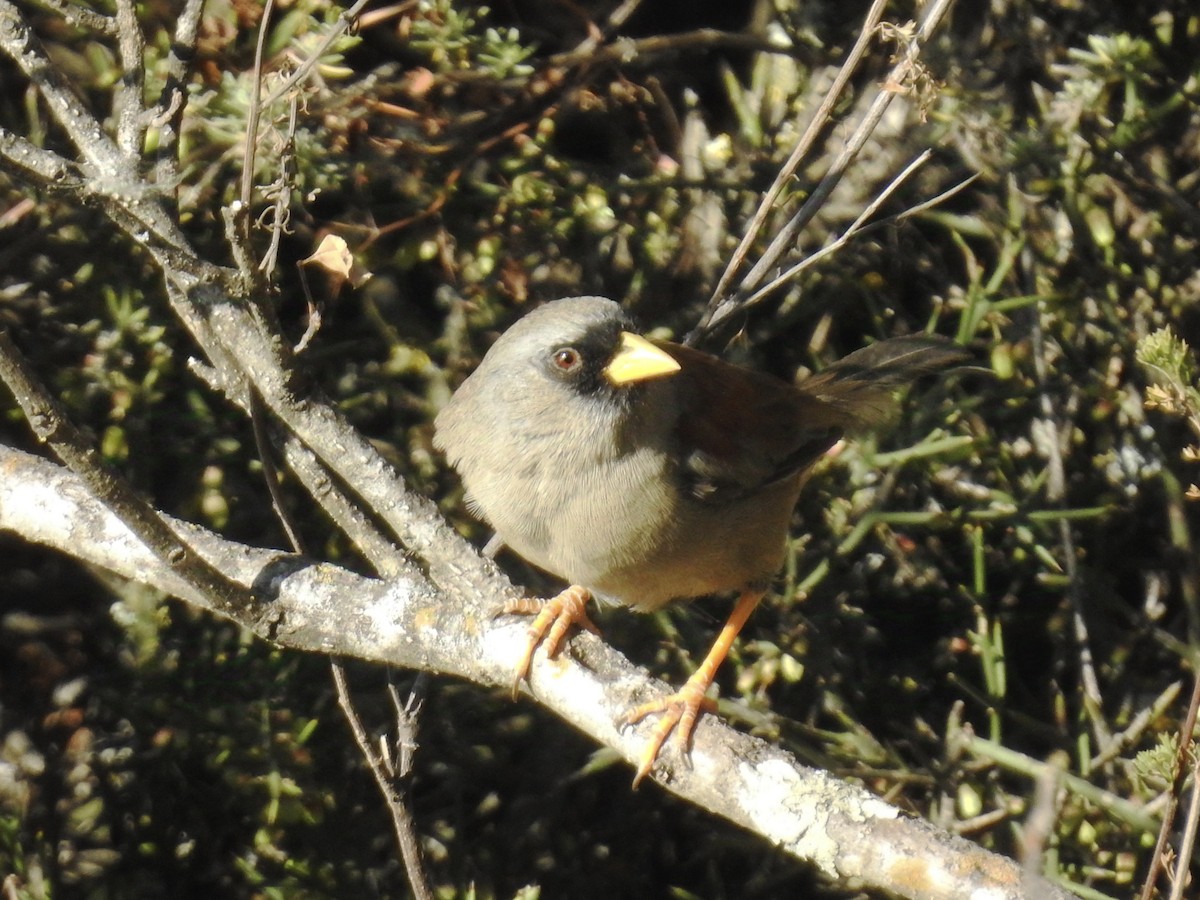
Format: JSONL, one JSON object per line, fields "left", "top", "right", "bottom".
{"left": 500, "top": 585, "right": 600, "bottom": 699}
{"left": 621, "top": 589, "right": 764, "bottom": 788}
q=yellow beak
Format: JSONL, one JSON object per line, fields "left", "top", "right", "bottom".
{"left": 604, "top": 332, "right": 682, "bottom": 385}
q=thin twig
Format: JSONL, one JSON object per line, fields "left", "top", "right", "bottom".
{"left": 568, "top": 0, "right": 647, "bottom": 56}
{"left": 28, "top": 0, "right": 115, "bottom": 34}
{"left": 548, "top": 29, "right": 792, "bottom": 77}
{"left": 112, "top": 0, "right": 146, "bottom": 155}
{"left": 386, "top": 672, "right": 428, "bottom": 799}
{"left": 1024, "top": 248, "right": 1111, "bottom": 749}
{"left": 1169, "top": 731, "right": 1200, "bottom": 900}
{"left": 249, "top": 394, "right": 305, "bottom": 551}
{"left": 332, "top": 664, "right": 435, "bottom": 900}
{"left": 432, "top": 29, "right": 793, "bottom": 88}
{"left": 690, "top": 0, "right": 957, "bottom": 346}
{"left": 260, "top": 0, "right": 371, "bottom": 108}
{"left": 761, "top": 170, "right": 979, "bottom": 313}
{"left": 746, "top": 1, "right": 956, "bottom": 291}
{"left": 741, "top": 149, "right": 932, "bottom": 307}
{"left": 258, "top": 94, "right": 299, "bottom": 275}
{"left": 1018, "top": 750, "right": 1066, "bottom": 872}
{"left": 151, "top": 0, "right": 207, "bottom": 191}
{"left": 1139, "top": 671, "right": 1200, "bottom": 900}
{"left": 1091, "top": 680, "right": 1183, "bottom": 770}
{"left": 703, "top": 0, "right": 888, "bottom": 316}
{"left": 237, "top": 0, "right": 276, "bottom": 261}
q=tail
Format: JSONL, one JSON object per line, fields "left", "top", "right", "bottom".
{"left": 801, "top": 334, "right": 968, "bottom": 429}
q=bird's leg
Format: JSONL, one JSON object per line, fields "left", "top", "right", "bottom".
{"left": 620, "top": 589, "right": 764, "bottom": 788}
{"left": 499, "top": 585, "right": 600, "bottom": 699}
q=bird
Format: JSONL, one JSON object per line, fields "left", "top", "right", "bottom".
{"left": 434, "top": 296, "right": 966, "bottom": 786}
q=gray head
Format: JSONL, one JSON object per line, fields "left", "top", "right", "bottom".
{"left": 470, "top": 296, "right": 633, "bottom": 383}
{"left": 434, "top": 296, "right": 679, "bottom": 461}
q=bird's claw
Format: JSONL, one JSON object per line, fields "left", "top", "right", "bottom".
{"left": 620, "top": 680, "right": 718, "bottom": 788}
{"left": 497, "top": 585, "right": 598, "bottom": 699}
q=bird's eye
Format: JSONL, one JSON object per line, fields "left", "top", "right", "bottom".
{"left": 552, "top": 347, "right": 581, "bottom": 371}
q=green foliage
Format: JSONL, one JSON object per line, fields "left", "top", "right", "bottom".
{"left": 1133, "top": 733, "right": 1182, "bottom": 794}
{"left": 1139, "top": 327, "right": 1200, "bottom": 499}
{"left": 408, "top": 0, "right": 534, "bottom": 78}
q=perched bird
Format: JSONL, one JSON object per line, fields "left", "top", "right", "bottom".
{"left": 434, "top": 296, "right": 965, "bottom": 785}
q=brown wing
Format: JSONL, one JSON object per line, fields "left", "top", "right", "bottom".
{"left": 659, "top": 335, "right": 966, "bottom": 506}
{"left": 659, "top": 342, "right": 846, "bottom": 504}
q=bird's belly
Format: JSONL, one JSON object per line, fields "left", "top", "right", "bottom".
{"left": 557, "top": 475, "right": 803, "bottom": 611}
{"left": 468, "top": 448, "right": 803, "bottom": 611}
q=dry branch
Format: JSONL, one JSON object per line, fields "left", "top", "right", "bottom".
{"left": 0, "top": 445, "right": 1071, "bottom": 900}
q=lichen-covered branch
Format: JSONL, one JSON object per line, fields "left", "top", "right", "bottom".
{"left": 0, "top": 444, "right": 1073, "bottom": 900}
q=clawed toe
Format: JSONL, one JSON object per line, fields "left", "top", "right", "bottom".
{"left": 620, "top": 680, "right": 717, "bottom": 788}
{"left": 496, "top": 585, "right": 598, "bottom": 698}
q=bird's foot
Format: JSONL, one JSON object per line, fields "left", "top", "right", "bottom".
{"left": 619, "top": 676, "right": 718, "bottom": 788}
{"left": 497, "top": 585, "right": 599, "bottom": 699}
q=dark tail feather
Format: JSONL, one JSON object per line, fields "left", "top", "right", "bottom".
{"left": 803, "top": 334, "right": 968, "bottom": 428}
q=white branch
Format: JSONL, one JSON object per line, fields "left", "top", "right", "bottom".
{"left": 0, "top": 445, "right": 1070, "bottom": 900}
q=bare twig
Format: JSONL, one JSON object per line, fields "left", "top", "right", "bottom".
{"left": 249, "top": 393, "right": 305, "bottom": 552}
{"left": 1024, "top": 250, "right": 1111, "bottom": 750}
{"left": 1169, "top": 729, "right": 1200, "bottom": 900}
{"left": 260, "top": 0, "right": 371, "bottom": 108}
{"left": 1018, "top": 751, "right": 1066, "bottom": 872}
{"left": 112, "top": 0, "right": 146, "bottom": 155}
{"left": 237, "top": 0, "right": 276, "bottom": 266}
{"left": 386, "top": 672, "right": 427, "bottom": 781}
{"left": 1139, "top": 671, "right": 1200, "bottom": 900}
{"left": 331, "top": 663, "right": 435, "bottom": 900}
{"left": 1091, "top": 680, "right": 1183, "bottom": 770}
{"left": 745, "top": 1, "right": 955, "bottom": 290}
{"left": 257, "top": 95, "right": 299, "bottom": 276}
{"left": 703, "top": 0, "right": 888, "bottom": 317}
{"left": 767, "top": 171, "right": 979, "bottom": 318}
{"left": 570, "top": 0, "right": 652, "bottom": 57}
{"left": 690, "top": 0, "right": 958, "bottom": 346}
{"left": 743, "top": 149, "right": 932, "bottom": 307}
{"left": 429, "top": 29, "right": 795, "bottom": 89}
{"left": 151, "top": 0, "right": 207, "bottom": 190}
